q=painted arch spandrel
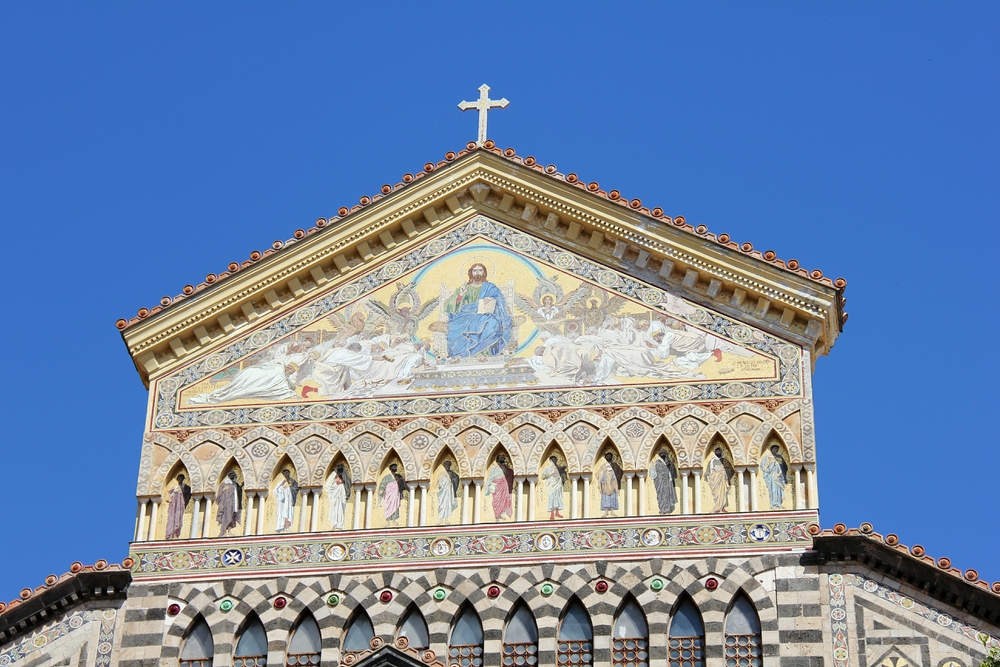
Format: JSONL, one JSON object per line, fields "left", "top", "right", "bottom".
{"left": 153, "top": 218, "right": 797, "bottom": 432}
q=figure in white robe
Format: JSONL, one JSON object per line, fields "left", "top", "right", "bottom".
{"left": 359, "top": 337, "right": 426, "bottom": 388}
{"left": 188, "top": 342, "right": 308, "bottom": 405}
{"left": 705, "top": 447, "right": 736, "bottom": 513}
{"left": 309, "top": 341, "right": 373, "bottom": 398}
{"left": 325, "top": 466, "right": 351, "bottom": 529}
{"left": 436, "top": 461, "right": 460, "bottom": 521}
{"left": 541, "top": 456, "right": 568, "bottom": 520}
{"left": 273, "top": 469, "right": 299, "bottom": 533}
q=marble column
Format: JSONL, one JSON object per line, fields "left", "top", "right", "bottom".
{"left": 353, "top": 486, "right": 362, "bottom": 530}
{"left": 749, "top": 468, "right": 759, "bottom": 512}
{"left": 462, "top": 481, "right": 471, "bottom": 525}
{"left": 202, "top": 497, "right": 213, "bottom": 538}
{"left": 693, "top": 472, "right": 703, "bottom": 514}
{"left": 310, "top": 490, "right": 320, "bottom": 532}
{"left": 189, "top": 496, "right": 203, "bottom": 539}
{"left": 625, "top": 474, "right": 635, "bottom": 517}
{"left": 794, "top": 467, "right": 804, "bottom": 509}
{"left": 255, "top": 493, "right": 267, "bottom": 534}
{"left": 473, "top": 481, "right": 483, "bottom": 524}
{"left": 516, "top": 478, "right": 526, "bottom": 522}
{"left": 806, "top": 466, "right": 818, "bottom": 509}
{"left": 136, "top": 500, "right": 149, "bottom": 543}
{"left": 419, "top": 483, "right": 428, "bottom": 527}
{"left": 243, "top": 493, "right": 255, "bottom": 536}
{"left": 638, "top": 474, "right": 647, "bottom": 516}
{"left": 364, "top": 486, "right": 373, "bottom": 529}
{"left": 147, "top": 500, "right": 159, "bottom": 541}
{"left": 681, "top": 473, "right": 690, "bottom": 515}
{"left": 407, "top": 483, "right": 417, "bottom": 527}
{"left": 528, "top": 478, "right": 537, "bottom": 521}
{"left": 570, "top": 476, "right": 579, "bottom": 519}
{"left": 582, "top": 476, "right": 591, "bottom": 519}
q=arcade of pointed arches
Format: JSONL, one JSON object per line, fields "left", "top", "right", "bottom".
{"left": 135, "top": 402, "right": 817, "bottom": 542}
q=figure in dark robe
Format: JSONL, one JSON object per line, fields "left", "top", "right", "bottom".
{"left": 216, "top": 471, "right": 243, "bottom": 537}
{"left": 649, "top": 450, "right": 678, "bottom": 515}
{"left": 164, "top": 474, "right": 191, "bottom": 540}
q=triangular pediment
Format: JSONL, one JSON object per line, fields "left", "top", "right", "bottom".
{"left": 122, "top": 147, "right": 842, "bottom": 389}
{"left": 149, "top": 215, "right": 801, "bottom": 431}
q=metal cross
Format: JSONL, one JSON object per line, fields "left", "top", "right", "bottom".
{"left": 458, "top": 84, "right": 509, "bottom": 146}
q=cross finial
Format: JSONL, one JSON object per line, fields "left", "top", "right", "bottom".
{"left": 458, "top": 84, "right": 509, "bottom": 146}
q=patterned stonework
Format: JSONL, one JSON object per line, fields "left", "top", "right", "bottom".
{"left": 0, "top": 608, "right": 116, "bottom": 667}
{"left": 129, "top": 511, "right": 817, "bottom": 580}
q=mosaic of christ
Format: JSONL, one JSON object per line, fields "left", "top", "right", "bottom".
{"left": 178, "top": 242, "right": 777, "bottom": 407}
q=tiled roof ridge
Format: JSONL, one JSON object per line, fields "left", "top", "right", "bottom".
{"left": 116, "top": 140, "right": 849, "bottom": 332}
{"left": 812, "top": 522, "right": 1000, "bottom": 597}
{"left": 0, "top": 557, "right": 134, "bottom": 615}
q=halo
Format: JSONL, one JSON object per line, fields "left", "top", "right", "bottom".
{"left": 459, "top": 254, "right": 497, "bottom": 280}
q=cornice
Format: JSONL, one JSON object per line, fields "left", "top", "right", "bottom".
{"left": 120, "top": 145, "right": 845, "bottom": 386}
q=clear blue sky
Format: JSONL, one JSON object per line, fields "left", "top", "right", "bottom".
{"left": 1, "top": 4, "right": 997, "bottom": 598}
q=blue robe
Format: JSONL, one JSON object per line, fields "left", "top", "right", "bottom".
{"left": 445, "top": 281, "right": 512, "bottom": 357}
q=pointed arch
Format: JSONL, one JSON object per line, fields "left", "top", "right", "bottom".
{"left": 724, "top": 593, "right": 762, "bottom": 667}
{"left": 233, "top": 613, "right": 267, "bottom": 666}
{"left": 343, "top": 607, "right": 376, "bottom": 653}
{"left": 150, "top": 449, "right": 204, "bottom": 498}
{"left": 420, "top": 435, "right": 473, "bottom": 479}
{"left": 668, "top": 595, "right": 704, "bottom": 667}
{"left": 612, "top": 596, "right": 649, "bottom": 667}
{"left": 364, "top": 435, "right": 418, "bottom": 483}
{"left": 471, "top": 435, "right": 527, "bottom": 477}
{"left": 502, "top": 601, "right": 538, "bottom": 665}
{"left": 300, "top": 425, "right": 361, "bottom": 487}
{"left": 286, "top": 611, "right": 321, "bottom": 664}
{"left": 180, "top": 616, "right": 214, "bottom": 667}
{"left": 558, "top": 597, "right": 593, "bottom": 666}
{"left": 449, "top": 604, "right": 484, "bottom": 667}
{"left": 205, "top": 452, "right": 255, "bottom": 498}
{"left": 396, "top": 605, "right": 429, "bottom": 650}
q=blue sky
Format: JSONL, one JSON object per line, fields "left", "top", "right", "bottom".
{"left": 0, "top": 3, "right": 997, "bottom": 597}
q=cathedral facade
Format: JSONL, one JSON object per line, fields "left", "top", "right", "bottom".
{"left": 1, "top": 143, "right": 996, "bottom": 667}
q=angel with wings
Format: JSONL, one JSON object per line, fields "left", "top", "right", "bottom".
{"left": 511, "top": 275, "right": 590, "bottom": 336}
{"left": 564, "top": 284, "right": 631, "bottom": 336}
{"left": 365, "top": 281, "right": 440, "bottom": 339}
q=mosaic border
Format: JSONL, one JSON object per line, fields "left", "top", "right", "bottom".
{"left": 0, "top": 608, "right": 116, "bottom": 666}
{"left": 130, "top": 511, "right": 816, "bottom": 580}
{"left": 152, "top": 216, "right": 802, "bottom": 430}
{"left": 826, "top": 572, "right": 999, "bottom": 667}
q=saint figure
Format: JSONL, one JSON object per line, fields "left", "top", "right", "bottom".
{"left": 594, "top": 452, "right": 623, "bottom": 517}
{"left": 326, "top": 465, "right": 351, "bottom": 529}
{"left": 648, "top": 450, "right": 678, "bottom": 515}
{"left": 442, "top": 263, "right": 513, "bottom": 358}
{"left": 216, "top": 471, "right": 243, "bottom": 536}
{"left": 541, "top": 455, "right": 568, "bottom": 520}
{"left": 759, "top": 445, "right": 789, "bottom": 509}
{"left": 274, "top": 469, "right": 299, "bottom": 533}
{"left": 705, "top": 447, "right": 736, "bottom": 513}
{"left": 437, "top": 460, "right": 460, "bottom": 521}
{"left": 378, "top": 463, "right": 406, "bottom": 524}
{"left": 164, "top": 474, "right": 191, "bottom": 540}
{"left": 484, "top": 454, "right": 515, "bottom": 520}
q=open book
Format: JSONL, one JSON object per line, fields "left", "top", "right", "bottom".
{"left": 477, "top": 297, "right": 496, "bottom": 314}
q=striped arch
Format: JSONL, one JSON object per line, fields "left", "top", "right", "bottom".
{"left": 420, "top": 439, "right": 473, "bottom": 479}
{"left": 634, "top": 421, "right": 687, "bottom": 470}
{"left": 446, "top": 414, "right": 509, "bottom": 440}
{"left": 149, "top": 449, "right": 204, "bottom": 498}
{"left": 395, "top": 417, "right": 451, "bottom": 440}
{"left": 774, "top": 398, "right": 815, "bottom": 462}
{"left": 204, "top": 453, "right": 256, "bottom": 496}
{"left": 256, "top": 439, "right": 309, "bottom": 492}
{"left": 364, "top": 441, "right": 418, "bottom": 484}
{"left": 471, "top": 437, "right": 527, "bottom": 477}
{"left": 284, "top": 425, "right": 363, "bottom": 487}
{"left": 691, "top": 421, "right": 743, "bottom": 463}
{"left": 580, "top": 428, "right": 635, "bottom": 471}
{"left": 716, "top": 402, "right": 803, "bottom": 464}
{"left": 551, "top": 411, "right": 631, "bottom": 472}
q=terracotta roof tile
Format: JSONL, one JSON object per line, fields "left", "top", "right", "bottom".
{"left": 118, "top": 141, "right": 848, "bottom": 331}
{"left": 0, "top": 558, "right": 134, "bottom": 615}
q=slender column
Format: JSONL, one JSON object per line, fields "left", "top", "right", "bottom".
{"left": 255, "top": 493, "right": 267, "bottom": 534}
{"left": 419, "top": 484, "right": 428, "bottom": 527}
{"left": 462, "top": 481, "right": 471, "bottom": 524}
{"left": 243, "top": 493, "right": 255, "bottom": 536}
{"left": 570, "top": 476, "right": 579, "bottom": 519}
{"left": 693, "top": 472, "right": 703, "bottom": 514}
{"left": 516, "top": 478, "right": 526, "bottom": 521}
{"left": 352, "top": 486, "right": 362, "bottom": 530}
{"left": 528, "top": 478, "right": 536, "bottom": 521}
{"left": 627, "top": 474, "right": 636, "bottom": 516}
{"left": 407, "top": 484, "right": 417, "bottom": 527}
{"left": 364, "top": 486, "right": 374, "bottom": 529}
{"left": 749, "top": 469, "right": 759, "bottom": 512}
{"left": 147, "top": 500, "right": 159, "bottom": 541}
{"left": 807, "top": 466, "right": 819, "bottom": 509}
{"left": 582, "top": 476, "right": 591, "bottom": 519}
{"left": 298, "top": 492, "right": 311, "bottom": 533}
{"left": 473, "top": 481, "right": 483, "bottom": 524}
{"left": 738, "top": 469, "right": 749, "bottom": 513}
{"left": 794, "top": 467, "right": 804, "bottom": 509}
{"left": 681, "top": 473, "right": 690, "bottom": 515}
{"left": 136, "top": 500, "right": 149, "bottom": 543}
{"left": 190, "top": 496, "right": 203, "bottom": 539}
{"left": 310, "top": 490, "right": 320, "bottom": 532}
{"left": 202, "top": 497, "right": 213, "bottom": 538}
{"left": 639, "top": 474, "right": 647, "bottom": 516}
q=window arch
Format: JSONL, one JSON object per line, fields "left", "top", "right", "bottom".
{"left": 343, "top": 608, "right": 376, "bottom": 652}
{"left": 724, "top": 595, "right": 762, "bottom": 667}
{"left": 668, "top": 597, "right": 704, "bottom": 667}
{"left": 397, "top": 606, "right": 429, "bottom": 650}
{"left": 558, "top": 599, "right": 593, "bottom": 666}
{"left": 449, "top": 604, "right": 484, "bottom": 667}
{"left": 502, "top": 602, "right": 538, "bottom": 666}
{"left": 613, "top": 597, "right": 649, "bottom": 667}
{"left": 285, "top": 613, "right": 321, "bottom": 666}
{"left": 180, "top": 617, "right": 214, "bottom": 667}
{"left": 234, "top": 614, "right": 268, "bottom": 667}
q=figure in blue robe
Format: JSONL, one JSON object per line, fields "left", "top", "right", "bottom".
{"left": 443, "top": 263, "right": 513, "bottom": 358}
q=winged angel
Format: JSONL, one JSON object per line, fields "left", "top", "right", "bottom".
{"left": 511, "top": 275, "right": 592, "bottom": 336}
{"left": 365, "top": 282, "right": 440, "bottom": 338}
